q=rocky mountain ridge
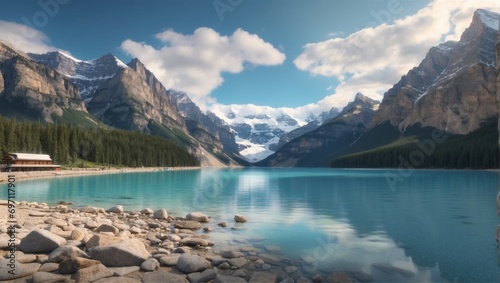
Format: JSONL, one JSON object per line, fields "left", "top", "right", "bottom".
{"left": 259, "top": 93, "right": 379, "bottom": 167}
{"left": 0, "top": 42, "right": 86, "bottom": 122}
{"left": 29, "top": 51, "right": 128, "bottom": 100}
{"left": 4, "top": 45, "right": 243, "bottom": 166}
{"left": 371, "top": 9, "right": 499, "bottom": 135}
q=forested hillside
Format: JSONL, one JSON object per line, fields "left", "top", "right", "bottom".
{"left": 0, "top": 116, "right": 199, "bottom": 167}
{"left": 331, "top": 119, "right": 498, "bottom": 169}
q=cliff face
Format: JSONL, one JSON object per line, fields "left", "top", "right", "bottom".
{"left": 0, "top": 42, "right": 85, "bottom": 122}
{"left": 260, "top": 93, "right": 379, "bottom": 167}
{"left": 87, "top": 59, "right": 185, "bottom": 132}
{"left": 171, "top": 91, "right": 240, "bottom": 154}
{"left": 372, "top": 10, "right": 499, "bottom": 135}
{"left": 29, "top": 52, "right": 127, "bottom": 99}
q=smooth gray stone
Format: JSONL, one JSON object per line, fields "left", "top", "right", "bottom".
{"left": 176, "top": 254, "right": 212, "bottom": 273}
{"left": 142, "top": 270, "right": 189, "bottom": 283}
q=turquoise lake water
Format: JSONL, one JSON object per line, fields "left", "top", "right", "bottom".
{"left": 6, "top": 168, "right": 499, "bottom": 282}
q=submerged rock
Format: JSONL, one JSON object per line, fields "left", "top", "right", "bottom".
{"left": 175, "top": 220, "right": 202, "bottom": 230}
{"left": 234, "top": 214, "right": 248, "bottom": 223}
{"left": 249, "top": 271, "right": 278, "bottom": 283}
{"left": 221, "top": 250, "right": 244, "bottom": 259}
{"left": 352, "top": 272, "right": 373, "bottom": 282}
{"left": 186, "top": 212, "right": 210, "bottom": 222}
{"left": 327, "top": 272, "right": 353, "bottom": 283}
{"left": 214, "top": 274, "right": 247, "bottom": 283}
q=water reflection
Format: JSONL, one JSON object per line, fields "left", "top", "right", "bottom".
{"left": 9, "top": 168, "right": 498, "bottom": 282}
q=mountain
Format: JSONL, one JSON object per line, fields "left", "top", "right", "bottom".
{"left": 276, "top": 107, "right": 340, "bottom": 151}
{"left": 26, "top": 50, "right": 244, "bottom": 167}
{"left": 170, "top": 91, "right": 239, "bottom": 154}
{"left": 371, "top": 9, "right": 499, "bottom": 135}
{"left": 331, "top": 9, "right": 499, "bottom": 169}
{"left": 210, "top": 104, "right": 310, "bottom": 162}
{"left": 0, "top": 42, "right": 90, "bottom": 123}
{"left": 259, "top": 93, "right": 379, "bottom": 167}
{"left": 28, "top": 51, "right": 128, "bottom": 101}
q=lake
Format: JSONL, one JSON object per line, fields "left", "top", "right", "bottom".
{"left": 9, "top": 168, "right": 499, "bottom": 282}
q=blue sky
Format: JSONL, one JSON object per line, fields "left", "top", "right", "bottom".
{"left": 0, "top": 0, "right": 498, "bottom": 115}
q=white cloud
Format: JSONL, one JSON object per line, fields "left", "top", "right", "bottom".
{"left": 293, "top": 0, "right": 499, "bottom": 112}
{"left": 121, "top": 27, "right": 285, "bottom": 107}
{"left": 0, "top": 20, "right": 67, "bottom": 54}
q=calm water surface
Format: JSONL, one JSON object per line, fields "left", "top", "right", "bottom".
{"left": 9, "top": 168, "right": 499, "bottom": 282}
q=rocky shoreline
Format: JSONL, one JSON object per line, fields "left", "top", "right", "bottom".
{"left": 0, "top": 200, "right": 351, "bottom": 283}
{"left": 0, "top": 200, "right": 411, "bottom": 283}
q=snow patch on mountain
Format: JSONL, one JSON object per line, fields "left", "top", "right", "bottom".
{"left": 477, "top": 9, "right": 499, "bottom": 30}
{"left": 29, "top": 52, "right": 129, "bottom": 100}
{"left": 211, "top": 103, "right": 311, "bottom": 161}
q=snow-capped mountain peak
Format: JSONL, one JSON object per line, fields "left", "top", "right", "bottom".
{"left": 29, "top": 52, "right": 129, "bottom": 100}
{"left": 210, "top": 103, "right": 310, "bottom": 161}
{"left": 477, "top": 9, "right": 499, "bottom": 30}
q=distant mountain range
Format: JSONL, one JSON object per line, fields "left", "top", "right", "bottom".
{"left": 210, "top": 104, "right": 340, "bottom": 162}
{"left": 261, "top": 9, "right": 499, "bottom": 168}
{"left": 0, "top": 8, "right": 497, "bottom": 169}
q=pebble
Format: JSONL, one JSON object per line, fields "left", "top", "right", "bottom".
{"left": 140, "top": 258, "right": 159, "bottom": 271}
{"left": 0, "top": 197, "right": 360, "bottom": 283}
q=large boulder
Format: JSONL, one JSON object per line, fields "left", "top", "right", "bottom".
{"left": 176, "top": 254, "right": 212, "bottom": 273}
{"left": 20, "top": 229, "right": 66, "bottom": 253}
{"left": 89, "top": 239, "right": 150, "bottom": 267}
{"left": 186, "top": 212, "right": 210, "bottom": 222}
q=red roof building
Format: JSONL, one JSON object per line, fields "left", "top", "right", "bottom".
{"left": 0, "top": 153, "right": 61, "bottom": 172}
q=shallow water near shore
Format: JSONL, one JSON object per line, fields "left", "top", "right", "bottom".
{"left": 7, "top": 168, "right": 499, "bottom": 282}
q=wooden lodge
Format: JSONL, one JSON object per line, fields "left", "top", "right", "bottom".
{"left": 0, "top": 153, "right": 61, "bottom": 172}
